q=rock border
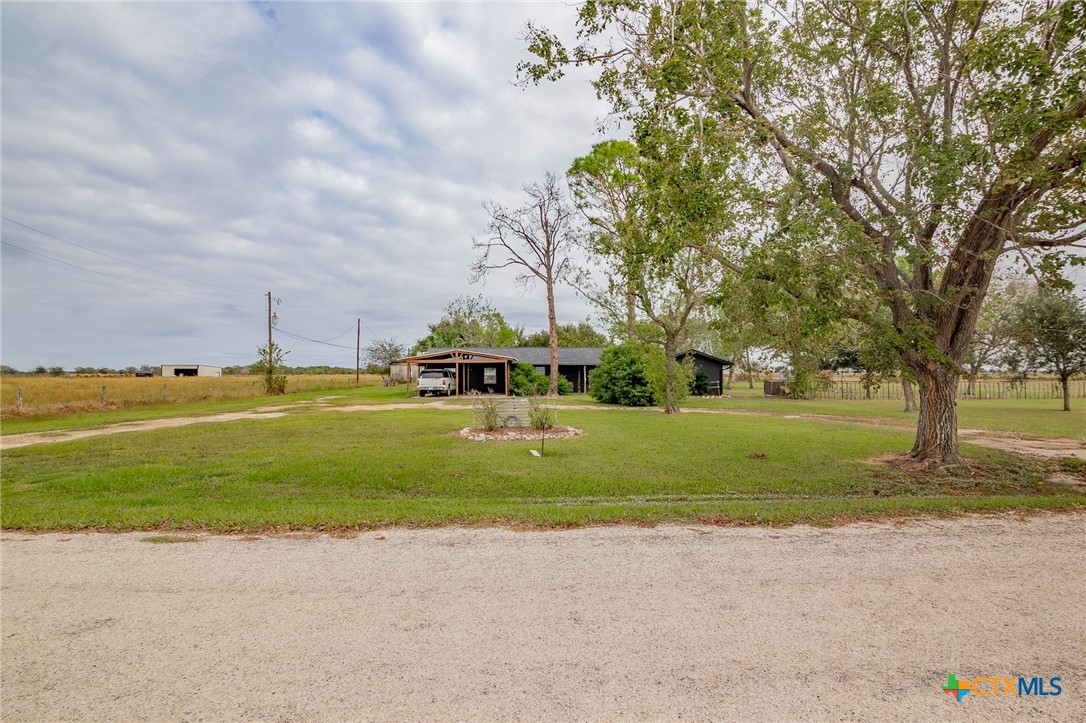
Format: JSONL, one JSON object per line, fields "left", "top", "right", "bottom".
{"left": 455, "top": 426, "right": 585, "bottom": 442}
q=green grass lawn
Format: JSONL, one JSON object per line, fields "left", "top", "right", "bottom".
{"left": 3, "top": 406, "right": 1082, "bottom": 531}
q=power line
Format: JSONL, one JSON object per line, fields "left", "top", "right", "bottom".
{"left": 275, "top": 326, "right": 356, "bottom": 350}
{"left": 357, "top": 317, "right": 381, "bottom": 338}
{"left": 1, "top": 216, "right": 262, "bottom": 296}
{"left": 2, "top": 240, "right": 257, "bottom": 313}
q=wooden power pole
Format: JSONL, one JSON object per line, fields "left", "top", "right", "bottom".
{"left": 356, "top": 318, "right": 361, "bottom": 384}
{"left": 267, "top": 292, "right": 273, "bottom": 372}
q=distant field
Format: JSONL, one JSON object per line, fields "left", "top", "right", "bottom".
{"left": 0, "top": 374, "right": 384, "bottom": 417}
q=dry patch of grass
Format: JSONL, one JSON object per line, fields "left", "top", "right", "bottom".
{"left": 140, "top": 535, "right": 203, "bottom": 544}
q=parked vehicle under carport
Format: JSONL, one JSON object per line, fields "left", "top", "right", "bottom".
{"left": 417, "top": 369, "right": 455, "bottom": 396}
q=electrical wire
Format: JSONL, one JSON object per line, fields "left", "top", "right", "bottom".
{"left": 274, "top": 327, "right": 356, "bottom": 350}
{"left": 2, "top": 216, "right": 262, "bottom": 295}
{"left": 358, "top": 317, "right": 381, "bottom": 338}
{"left": 2, "top": 240, "right": 258, "bottom": 314}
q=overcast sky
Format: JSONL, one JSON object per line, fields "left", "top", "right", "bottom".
{"left": 1, "top": 1, "right": 609, "bottom": 370}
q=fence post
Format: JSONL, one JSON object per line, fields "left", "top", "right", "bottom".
{"left": 17, "top": 388, "right": 23, "bottom": 411}
{"left": 100, "top": 385, "right": 107, "bottom": 404}
{"left": 162, "top": 383, "right": 167, "bottom": 399}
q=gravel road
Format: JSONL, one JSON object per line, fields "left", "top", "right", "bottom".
{"left": 3, "top": 514, "right": 1083, "bottom": 721}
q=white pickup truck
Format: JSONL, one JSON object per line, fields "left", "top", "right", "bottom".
{"left": 417, "top": 368, "right": 456, "bottom": 396}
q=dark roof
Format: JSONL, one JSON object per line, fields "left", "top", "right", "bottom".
{"left": 415, "top": 346, "right": 730, "bottom": 367}
{"left": 427, "top": 347, "right": 604, "bottom": 366}
{"left": 677, "top": 349, "right": 733, "bottom": 367}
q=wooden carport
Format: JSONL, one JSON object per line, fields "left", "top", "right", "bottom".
{"left": 401, "top": 349, "right": 515, "bottom": 397}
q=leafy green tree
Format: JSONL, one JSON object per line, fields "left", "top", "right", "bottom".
{"left": 471, "top": 172, "right": 575, "bottom": 396}
{"left": 48, "top": 366, "right": 65, "bottom": 376}
{"left": 568, "top": 140, "right": 645, "bottom": 337}
{"left": 568, "top": 126, "right": 736, "bottom": 413}
{"left": 520, "top": 321, "right": 608, "bottom": 348}
{"left": 254, "top": 341, "right": 289, "bottom": 395}
{"left": 963, "top": 277, "right": 1027, "bottom": 395}
{"left": 589, "top": 340, "right": 659, "bottom": 407}
{"left": 412, "top": 296, "right": 524, "bottom": 353}
{"left": 1004, "top": 288, "right": 1086, "bottom": 411}
{"left": 524, "top": 0, "right": 1086, "bottom": 467}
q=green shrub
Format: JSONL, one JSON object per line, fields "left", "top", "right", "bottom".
{"left": 689, "top": 370, "right": 710, "bottom": 396}
{"left": 510, "top": 363, "right": 574, "bottom": 395}
{"left": 510, "top": 362, "right": 548, "bottom": 396}
{"left": 589, "top": 340, "right": 656, "bottom": 406}
{"left": 528, "top": 398, "right": 556, "bottom": 429}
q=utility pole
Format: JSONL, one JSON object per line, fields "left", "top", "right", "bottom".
{"left": 356, "top": 318, "right": 361, "bottom": 384}
{"left": 267, "top": 292, "right": 273, "bottom": 373}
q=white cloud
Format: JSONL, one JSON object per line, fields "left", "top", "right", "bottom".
{"left": 1, "top": 1, "right": 611, "bottom": 369}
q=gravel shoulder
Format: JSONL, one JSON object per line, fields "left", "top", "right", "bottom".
{"left": 3, "top": 514, "right": 1083, "bottom": 721}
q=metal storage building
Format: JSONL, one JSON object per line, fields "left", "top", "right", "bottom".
{"left": 160, "top": 364, "right": 222, "bottom": 378}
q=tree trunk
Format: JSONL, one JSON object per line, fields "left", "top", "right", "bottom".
{"left": 662, "top": 335, "right": 681, "bottom": 413}
{"left": 910, "top": 363, "right": 964, "bottom": 467}
{"left": 966, "top": 365, "right": 978, "bottom": 396}
{"left": 902, "top": 376, "right": 917, "bottom": 413}
{"left": 725, "top": 364, "right": 734, "bottom": 391}
{"left": 626, "top": 283, "right": 637, "bottom": 339}
{"left": 1061, "top": 376, "right": 1071, "bottom": 412}
{"left": 546, "top": 279, "right": 559, "bottom": 397}
{"left": 745, "top": 349, "right": 754, "bottom": 389}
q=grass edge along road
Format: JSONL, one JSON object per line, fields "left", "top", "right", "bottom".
{"left": 3, "top": 403, "right": 1084, "bottom": 531}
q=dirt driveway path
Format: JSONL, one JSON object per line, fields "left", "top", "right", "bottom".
{"left": 3, "top": 514, "right": 1083, "bottom": 721}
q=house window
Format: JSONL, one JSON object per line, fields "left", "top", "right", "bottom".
{"left": 483, "top": 367, "right": 497, "bottom": 384}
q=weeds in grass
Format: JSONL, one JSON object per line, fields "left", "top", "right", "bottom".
{"left": 471, "top": 393, "right": 500, "bottom": 431}
{"left": 528, "top": 398, "right": 555, "bottom": 430}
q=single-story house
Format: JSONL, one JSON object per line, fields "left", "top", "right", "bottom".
{"left": 399, "top": 347, "right": 731, "bottom": 396}
{"left": 444, "top": 347, "right": 603, "bottom": 393}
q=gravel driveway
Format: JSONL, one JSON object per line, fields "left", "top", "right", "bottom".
{"left": 3, "top": 514, "right": 1083, "bottom": 721}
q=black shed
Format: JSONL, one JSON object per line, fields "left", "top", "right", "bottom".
{"left": 677, "top": 350, "right": 733, "bottom": 395}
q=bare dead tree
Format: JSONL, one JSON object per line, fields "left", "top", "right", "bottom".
{"left": 471, "top": 172, "right": 574, "bottom": 396}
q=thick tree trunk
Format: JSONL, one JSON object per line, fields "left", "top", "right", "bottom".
{"left": 902, "top": 376, "right": 917, "bottom": 413}
{"left": 546, "top": 279, "right": 559, "bottom": 397}
{"left": 725, "top": 364, "right": 734, "bottom": 391}
{"left": 910, "top": 363, "right": 964, "bottom": 467}
{"left": 966, "top": 365, "right": 978, "bottom": 396}
{"left": 626, "top": 284, "right": 637, "bottom": 339}
{"left": 1061, "top": 377, "right": 1071, "bottom": 412}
